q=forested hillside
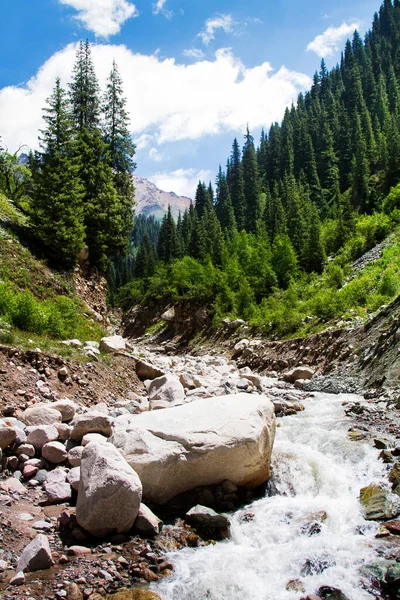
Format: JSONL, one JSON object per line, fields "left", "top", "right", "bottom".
{"left": 118, "top": 0, "right": 400, "bottom": 335}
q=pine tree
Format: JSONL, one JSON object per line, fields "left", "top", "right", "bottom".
{"left": 302, "top": 204, "right": 326, "bottom": 273}
{"left": 215, "top": 166, "right": 236, "bottom": 234}
{"left": 351, "top": 112, "right": 370, "bottom": 212}
{"left": 69, "top": 40, "right": 100, "bottom": 132}
{"left": 103, "top": 59, "right": 136, "bottom": 237}
{"left": 242, "top": 127, "right": 261, "bottom": 232}
{"left": 194, "top": 181, "right": 212, "bottom": 218}
{"left": 158, "top": 206, "right": 179, "bottom": 262}
{"left": 30, "top": 78, "right": 85, "bottom": 266}
{"left": 229, "top": 139, "right": 246, "bottom": 230}
{"left": 134, "top": 231, "right": 157, "bottom": 278}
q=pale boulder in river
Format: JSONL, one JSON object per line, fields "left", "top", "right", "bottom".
{"left": 109, "top": 393, "right": 276, "bottom": 504}
{"left": 76, "top": 441, "right": 142, "bottom": 537}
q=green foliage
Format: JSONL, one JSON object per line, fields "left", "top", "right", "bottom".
{"left": 0, "top": 282, "right": 99, "bottom": 339}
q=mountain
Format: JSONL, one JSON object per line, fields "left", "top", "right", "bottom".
{"left": 133, "top": 175, "right": 191, "bottom": 220}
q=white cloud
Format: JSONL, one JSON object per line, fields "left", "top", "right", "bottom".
{"left": 59, "top": 0, "right": 139, "bottom": 37}
{"left": 149, "top": 168, "right": 213, "bottom": 199}
{"left": 0, "top": 43, "right": 311, "bottom": 162}
{"left": 149, "top": 147, "right": 165, "bottom": 162}
{"left": 152, "top": 0, "right": 167, "bottom": 15}
{"left": 306, "top": 22, "right": 360, "bottom": 57}
{"left": 198, "top": 14, "right": 236, "bottom": 45}
{"left": 183, "top": 48, "right": 205, "bottom": 60}
{"left": 134, "top": 133, "right": 154, "bottom": 150}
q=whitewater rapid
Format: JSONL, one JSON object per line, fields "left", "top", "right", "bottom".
{"left": 155, "top": 392, "right": 387, "bottom": 600}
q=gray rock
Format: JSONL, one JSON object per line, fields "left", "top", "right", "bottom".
{"left": 10, "top": 571, "right": 25, "bottom": 585}
{"left": 43, "top": 468, "right": 71, "bottom": 503}
{"left": 148, "top": 374, "right": 185, "bottom": 409}
{"left": 76, "top": 442, "right": 142, "bottom": 537}
{"left": 99, "top": 335, "right": 126, "bottom": 353}
{"left": 26, "top": 425, "right": 59, "bottom": 450}
{"left": 68, "top": 446, "right": 84, "bottom": 467}
{"left": 22, "top": 405, "right": 62, "bottom": 426}
{"left": 135, "top": 359, "right": 165, "bottom": 381}
{"left": 186, "top": 505, "right": 230, "bottom": 529}
{"left": 51, "top": 400, "right": 77, "bottom": 422}
{"left": 17, "top": 534, "right": 53, "bottom": 572}
{"left": 283, "top": 366, "right": 314, "bottom": 383}
{"left": 41, "top": 441, "right": 67, "bottom": 464}
{"left": 134, "top": 503, "right": 163, "bottom": 537}
{"left": 16, "top": 443, "right": 35, "bottom": 457}
{"left": 81, "top": 432, "right": 109, "bottom": 446}
{"left": 360, "top": 484, "right": 400, "bottom": 520}
{"left": 70, "top": 413, "right": 113, "bottom": 441}
{"left": 67, "top": 466, "right": 80, "bottom": 492}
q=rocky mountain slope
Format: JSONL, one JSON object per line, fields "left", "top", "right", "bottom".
{"left": 133, "top": 176, "right": 191, "bottom": 220}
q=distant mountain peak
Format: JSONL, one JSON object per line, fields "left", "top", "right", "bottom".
{"left": 133, "top": 175, "right": 191, "bottom": 220}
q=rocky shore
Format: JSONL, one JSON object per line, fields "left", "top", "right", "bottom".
{"left": 0, "top": 319, "right": 400, "bottom": 600}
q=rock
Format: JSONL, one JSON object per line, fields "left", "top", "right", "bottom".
{"left": 105, "top": 590, "right": 162, "bottom": 600}
{"left": 56, "top": 423, "right": 72, "bottom": 441}
{"left": 64, "top": 582, "right": 83, "bottom": 600}
{"left": 58, "top": 366, "right": 69, "bottom": 377}
{"left": 134, "top": 503, "right": 163, "bottom": 537}
{"left": 0, "top": 425, "right": 16, "bottom": 449}
{"left": 70, "top": 413, "right": 113, "bottom": 440}
{"left": 148, "top": 374, "right": 185, "bottom": 409}
{"left": 360, "top": 484, "right": 400, "bottom": 520}
{"left": 43, "top": 468, "right": 72, "bottom": 503}
{"left": 68, "top": 446, "right": 84, "bottom": 466}
{"left": 222, "top": 318, "right": 245, "bottom": 329}
{"left": 389, "top": 462, "right": 400, "bottom": 488}
{"left": 17, "top": 533, "right": 53, "bottom": 572}
{"left": 100, "top": 335, "right": 126, "bottom": 353}
{"left": 81, "top": 432, "right": 108, "bottom": 446}
{"left": 62, "top": 339, "right": 82, "bottom": 347}
{"left": 67, "top": 466, "right": 81, "bottom": 492}
{"left": 76, "top": 442, "right": 142, "bottom": 537}
{"left": 110, "top": 393, "right": 276, "bottom": 505}
{"left": 234, "top": 339, "right": 249, "bottom": 353}
{"left": 135, "top": 360, "right": 165, "bottom": 381}
{"left": 161, "top": 307, "right": 175, "bottom": 322}
{"left": 27, "top": 425, "right": 59, "bottom": 449}
{"left": 286, "top": 579, "right": 305, "bottom": 592}
{"left": 317, "top": 587, "right": 350, "bottom": 600}
{"left": 22, "top": 405, "right": 62, "bottom": 426}
{"left": 52, "top": 400, "right": 77, "bottom": 422}
{"left": 283, "top": 366, "right": 314, "bottom": 383}
{"left": 16, "top": 443, "right": 35, "bottom": 457}
{"left": 42, "top": 441, "right": 68, "bottom": 464}
{"left": 66, "top": 546, "right": 91, "bottom": 556}
{"left": 10, "top": 571, "right": 25, "bottom": 586}
{"left": 381, "top": 519, "right": 400, "bottom": 534}
{"left": 186, "top": 505, "right": 230, "bottom": 530}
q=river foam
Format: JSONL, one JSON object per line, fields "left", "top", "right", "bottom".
{"left": 155, "top": 393, "right": 387, "bottom": 600}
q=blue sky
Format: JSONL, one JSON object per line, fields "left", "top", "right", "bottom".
{"left": 0, "top": 0, "right": 380, "bottom": 198}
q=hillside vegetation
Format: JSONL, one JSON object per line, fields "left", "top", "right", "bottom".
{"left": 115, "top": 0, "right": 400, "bottom": 338}
{"left": 0, "top": 193, "right": 104, "bottom": 351}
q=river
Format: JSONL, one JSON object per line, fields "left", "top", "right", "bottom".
{"left": 155, "top": 392, "right": 387, "bottom": 600}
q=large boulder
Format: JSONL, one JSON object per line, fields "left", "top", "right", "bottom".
{"left": 110, "top": 393, "right": 276, "bottom": 505}
{"left": 51, "top": 400, "right": 77, "bottom": 422}
{"left": 283, "top": 366, "right": 314, "bottom": 383}
{"left": 100, "top": 335, "right": 126, "bottom": 353}
{"left": 148, "top": 374, "right": 185, "bottom": 410}
{"left": 22, "top": 405, "right": 62, "bottom": 426}
{"left": 360, "top": 484, "right": 400, "bottom": 520}
{"left": 76, "top": 442, "right": 142, "bottom": 537}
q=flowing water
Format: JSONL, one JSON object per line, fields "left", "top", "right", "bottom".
{"left": 155, "top": 392, "right": 388, "bottom": 600}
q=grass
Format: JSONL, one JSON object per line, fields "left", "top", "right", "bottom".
{"left": 0, "top": 193, "right": 106, "bottom": 351}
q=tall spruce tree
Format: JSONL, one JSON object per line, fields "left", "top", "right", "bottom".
{"left": 69, "top": 41, "right": 130, "bottom": 268}
{"left": 229, "top": 139, "right": 246, "bottom": 230}
{"left": 103, "top": 60, "right": 136, "bottom": 237}
{"left": 30, "top": 78, "right": 85, "bottom": 266}
{"left": 242, "top": 127, "right": 262, "bottom": 232}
